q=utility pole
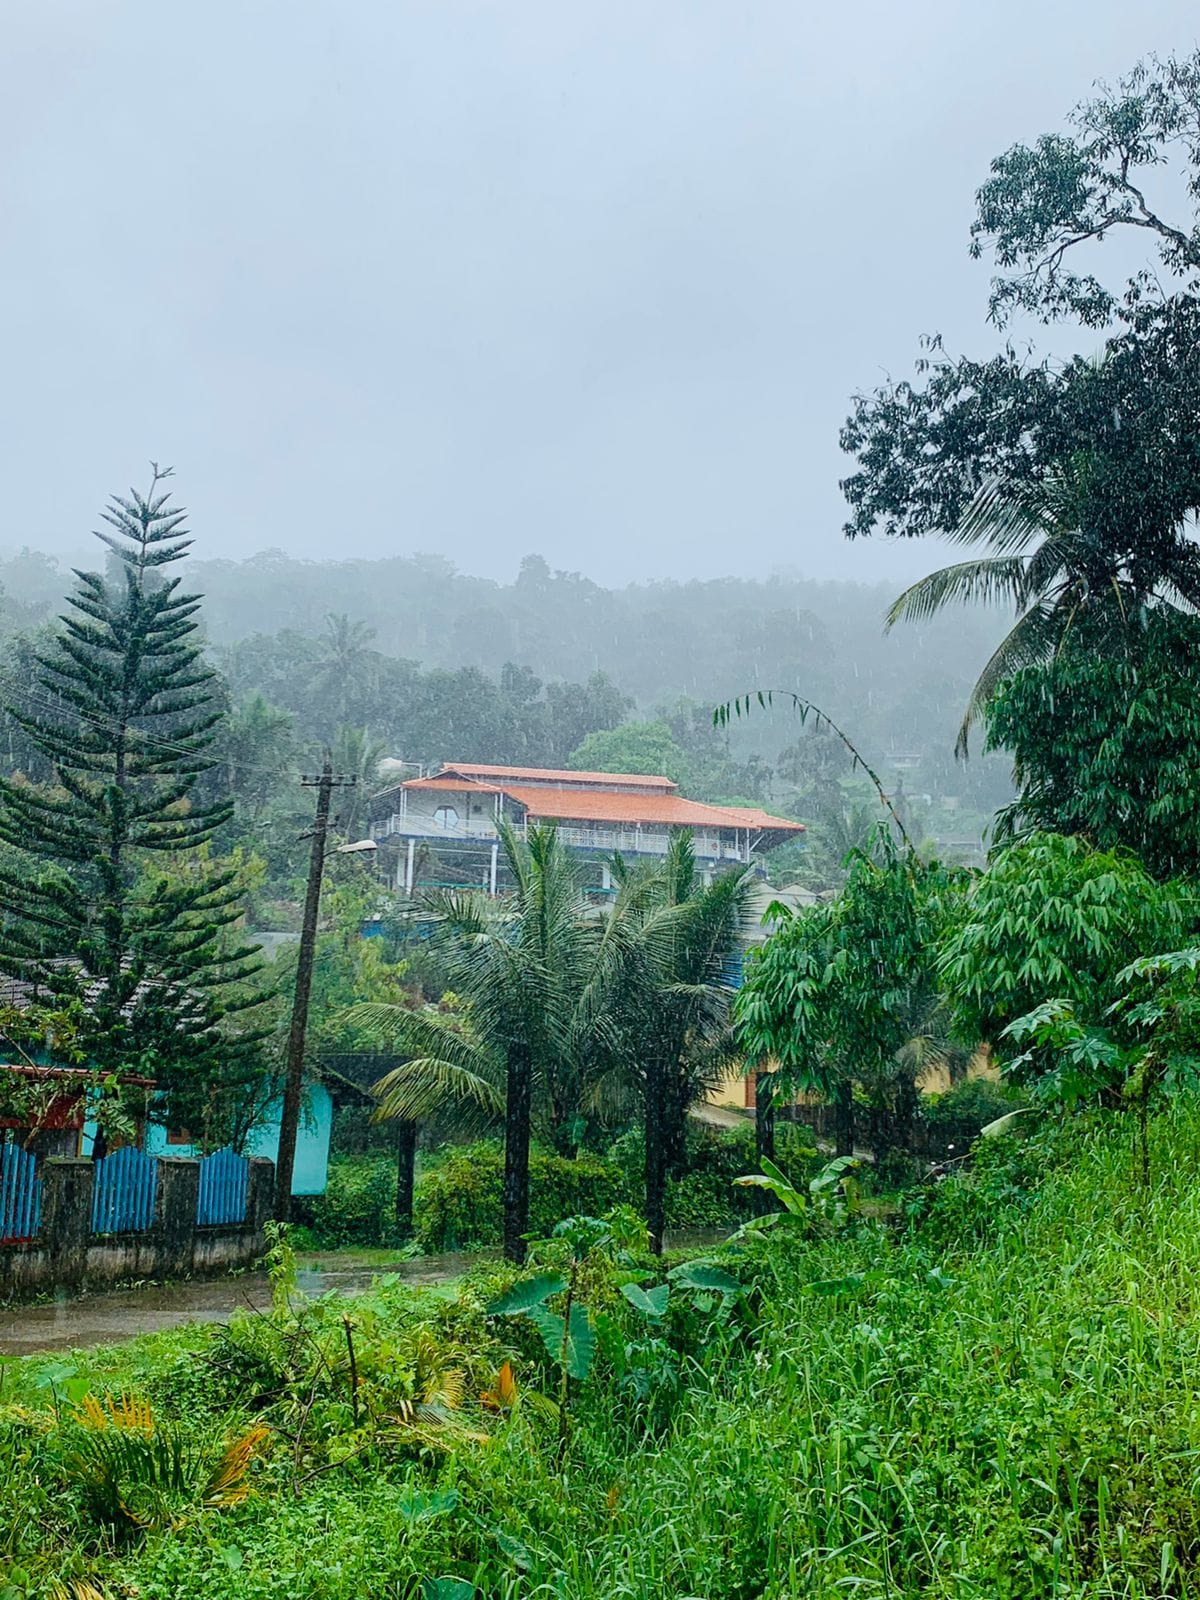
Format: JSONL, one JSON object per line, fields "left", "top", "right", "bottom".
{"left": 274, "top": 759, "right": 356, "bottom": 1220}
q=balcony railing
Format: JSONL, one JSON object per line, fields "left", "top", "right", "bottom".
{"left": 374, "top": 813, "right": 748, "bottom": 861}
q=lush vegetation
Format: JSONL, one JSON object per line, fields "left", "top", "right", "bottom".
{"left": 7, "top": 1107, "right": 1200, "bottom": 1596}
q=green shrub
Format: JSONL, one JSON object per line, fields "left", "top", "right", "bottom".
{"left": 922, "top": 1075, "right": 1020, "bottom": 1131}
{"left": 606, "top": 1121, "right": 816, "bottom": 1232}
{"left": 412, "top": 1142, "right": 629, "bottom": 1252}
{"left": 294, "top": 1156, "right": 400, "bottom": 1249}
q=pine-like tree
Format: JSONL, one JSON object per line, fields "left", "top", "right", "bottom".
{"left": 0, "top": 468, "right": 267, "bottom": 1131}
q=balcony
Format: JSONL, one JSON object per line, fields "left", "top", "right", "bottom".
{"left": 373, "top": 814, "right": 749, "bottom": 862}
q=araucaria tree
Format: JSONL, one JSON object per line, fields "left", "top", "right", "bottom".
{"left": 0, "top": 470, "right": 265, "bottom": 1129}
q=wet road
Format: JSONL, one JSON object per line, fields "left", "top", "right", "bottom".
{"left": 0, "top": 1255, "right": 475, "bottom": 1356}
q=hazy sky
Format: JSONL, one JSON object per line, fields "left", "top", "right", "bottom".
{"left": 2, "top": 2, "right": 1197, "bottom": 586}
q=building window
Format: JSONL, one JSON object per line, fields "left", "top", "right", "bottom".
{"left": 166, "top": 1126, "right": 193, "bottom": 1146}
{"left": 433, "top": 805, "right": 459, "bottom": 831}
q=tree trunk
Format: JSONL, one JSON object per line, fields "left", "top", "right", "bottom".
{"left": 755, "top": 1071, "right": 776, "bottom": 1166}
{"left": 502, "top": 1049, "right": 532, "bottom": 1263}
{"left": 394, "top": 1119, "right": 417, "bottom": 1239}
{"left": 834, "top": 1078, "right": 855, "bottom": 1158}
{"left": 645, "top": 1055, "right": 667, "bottom": 1256}
{"left": 890, "top": 1073, "right": 919, "bottom": 1155}
{"left": 662, "top": 1072, "right": 690, "bottom": 1177}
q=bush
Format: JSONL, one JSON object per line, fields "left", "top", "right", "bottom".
{"left": 412, "top": 1142, "right": 630, "bottom": 1252}
{"left": 922, "top": 1075, "right": 1020, "bottom": 1131}
{"left": 293, "top": 1156, "right": 400, "bottom": 1249}
{"left": 606, "top": 1121, "right": 817, "bottom": 1232}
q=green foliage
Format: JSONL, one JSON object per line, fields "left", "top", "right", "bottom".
{"left": 16, "top": 1104, "right": 1200, "bottom": 1594}
{"left": 293, "top": 1157, "right": 406, "bottom": 1250}
{"left": 921, "top": 1075, "right": 1019, "bottom": 1131}
{"left": 737, "top": 839, "right": 964, "bottom": 1147}
{"left": 842, "top": 51, "right": 1200, "bottom": 772}
{"left": 567, "top": 720, "right": 693, "bottom": 786}
{"left": 938, "top": 831, "right": 1188, "bottom": 1065}
{"left": 985, "top": 609, "right": 1200, "bottom": 877}
{"left": 0, "top": 471, "right": 268, "bottom": 1123}
{"left": 412, "top": 1143, "right": 628, "bottom": 1254}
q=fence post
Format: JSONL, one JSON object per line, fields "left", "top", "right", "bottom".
{"left": 40, "top": 1158, "right": 94, "bottom": 1291}
{"left": 157, "top": 1158, "right": 201, "bottom": 1279}
{"left": 246, "top": 1158, "right": 275, "bottom": 1245}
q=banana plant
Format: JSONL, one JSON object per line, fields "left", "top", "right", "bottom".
{"left": 733, "top": 1152, "right": 859, "bottom": 1235}
{"left": 487, "top": 1212, "right": 742, "bottom": 1460}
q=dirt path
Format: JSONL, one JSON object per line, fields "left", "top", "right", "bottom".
{"left": 0, "top": 1254, "right": 476, "bottom": 1356}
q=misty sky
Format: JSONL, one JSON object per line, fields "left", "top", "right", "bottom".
{"left": 2, "top": 2, "right": 1197, "bottom": 586}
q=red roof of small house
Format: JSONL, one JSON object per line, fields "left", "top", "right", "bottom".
{"left": 438, "top": 763, "right": 677, "bottom": 790}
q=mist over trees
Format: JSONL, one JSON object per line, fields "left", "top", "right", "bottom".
{"left": 0, "top": 544, "right": 1015, "bottom": 864}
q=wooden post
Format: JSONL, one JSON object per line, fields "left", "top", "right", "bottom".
{"left": 394, "top": 1120, "right": 417, "bottom": 1239}
{"left": 275, "top": 760, "right": 355, "bottom": 1220}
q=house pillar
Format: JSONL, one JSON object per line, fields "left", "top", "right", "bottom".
{"left": 489, "top": 841, "right": 498, "bottom": 896}
{"left": 405, "top": 837, "right": 416, "bottom": 894}
{"left": 40, "top": 1157, "right": 94, "bottom": 1291}
{"left": 157, "top": 1158, "right": 200, "bottom": 1279}
{"left": 601, "top": 862, "right": 612, "bottom": 892}
{"left": 246, "top": 1158, "right": 275, "bottom": 1245}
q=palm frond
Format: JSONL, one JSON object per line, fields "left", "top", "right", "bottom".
{"left": 885, "top": 556, "right": 1031, "bottom": 631}
{"left": 956, "top": 601, "right": 1061, "bottom": 756}
{"left": 370, "top": 1055, "right": 505, "bottom": 1122}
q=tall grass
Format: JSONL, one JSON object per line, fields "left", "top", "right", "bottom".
{"left": 7, "top": 1105, "right": 1200, "bottom": 1597}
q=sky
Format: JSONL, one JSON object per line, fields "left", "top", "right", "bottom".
{"left": 2, "top": 1, "right": 1197, "bottom": 587}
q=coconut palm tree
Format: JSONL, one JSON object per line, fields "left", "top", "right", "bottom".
{"left": 886, "top": 460, "right": 1200, "bottom": 754}
{"left": 605, "top": 834, "right": 755, "bottom": 1253}
{"left": 346, "top": 822, "right": 653, "bottom": 1261}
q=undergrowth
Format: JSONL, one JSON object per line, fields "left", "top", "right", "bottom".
{"left": 5, "top": 1103, "right": 1200, "bottom": 1596}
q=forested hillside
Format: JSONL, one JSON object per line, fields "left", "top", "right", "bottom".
{"left": 0, "top": 546, "right": 1014, "bottom": 853}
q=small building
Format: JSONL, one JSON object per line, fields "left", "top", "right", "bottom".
{"left": 142, "top": 1085, "right": 334, "bottom": 1197}
{"left": 371, "top": 761, "right": 805, "bottom": 896}
{"left": 0, "top": 1062, "right": 154, "bottom": 1160}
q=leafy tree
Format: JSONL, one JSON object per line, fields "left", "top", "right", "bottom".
{"left": 938, "top": 832, "right": 1188, "bottom": 1073}
{"left": 736, "top": 839, "right": 962, "bottom": 1157}
{"left": 543, "top": 674, "right": 633, "bottom": 766}
{"left": 315, "top": 613, "right": 380, "bottom": 735}
{"left": 984, "top": 610, "right": 1200, "bottom": 878}
{"left": 967, "top": 51, "right": 1200, "bottom": 328}
{"left": 885, "top": 460, "right": 1200, "bottom": 751}
{"left": 218, "top": 693, "right": 297, "bottom": 827}
{"left": 842, "top": 52, "right": 1200, "bottom": 653}
{"left": 568, "top": 721, "right": 693, "bottom": 786}
{"left": 0, "top": 470, "right": 266, "bottom": 1124}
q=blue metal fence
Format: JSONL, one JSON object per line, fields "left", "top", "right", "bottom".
{"left": 0, "top": 1140, "right": 41, "bottom": 1243}
{"left": 91, "top": 1145, "right": 158, "bottom": 1235}
{"left": 196, "top": 1146, "right": 249, "bottom": 1226}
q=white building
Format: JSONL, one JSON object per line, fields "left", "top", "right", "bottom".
{"left": 371, "top": 761, "right": 805, "bottom": 895}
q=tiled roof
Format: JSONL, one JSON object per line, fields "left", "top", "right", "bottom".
{"left": 389, "top": 773, "right": 804, "bottom": 837}
{"left": 500, "top": 784, "right": 804, "bottom": 835}
{"left": 440, "top": 763, "right": 676, "bottom": 790}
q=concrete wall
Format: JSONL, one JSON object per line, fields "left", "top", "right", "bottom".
{"left": 0, "top": 1154, "right": 274, "bottom": 1304}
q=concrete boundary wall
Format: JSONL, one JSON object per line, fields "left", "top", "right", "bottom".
{"left": 0, "top": 1154, "right": 274, "bottom": 1303}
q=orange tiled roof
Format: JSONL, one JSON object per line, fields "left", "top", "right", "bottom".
{"left": 440, "top": 762, "right": 676, "bottom": 790}
{"left": 499, "top": 784, "right": 804, "bottom": 835}
{"left": 396, "top": 774, "right": 804, "bottom": 836}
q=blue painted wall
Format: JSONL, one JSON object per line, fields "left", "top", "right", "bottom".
{"left": 91, "top": 1083, "right": 333, "bottom": 1197}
